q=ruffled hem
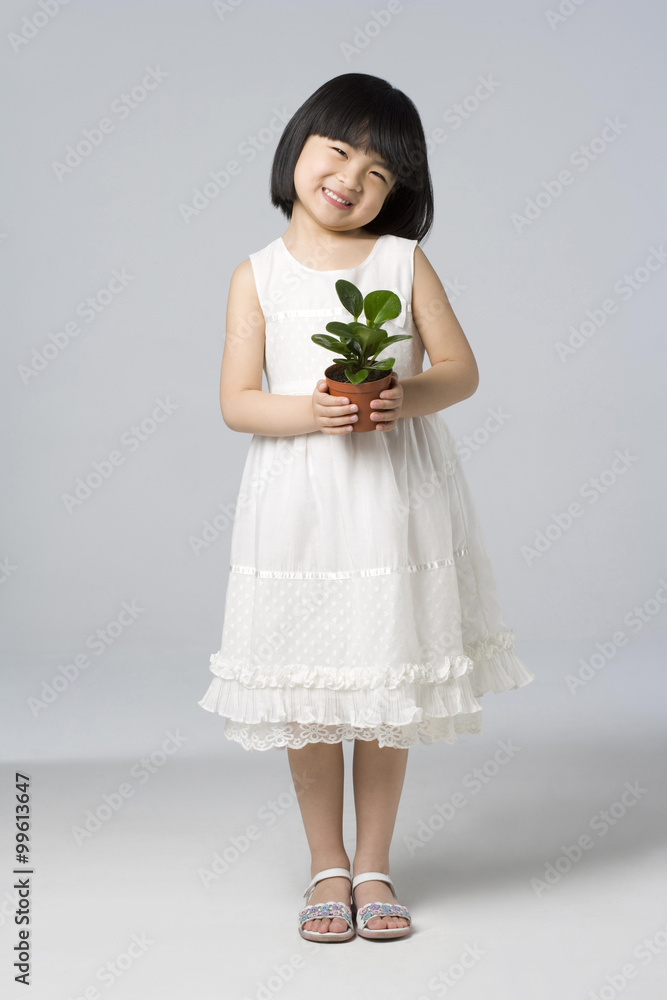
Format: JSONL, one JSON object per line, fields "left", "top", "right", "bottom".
{"left": 204, "top": 630, "right": 517, "bottom": 691}
{"left": 197, "top": 634, "right": 535, "bottom": 751}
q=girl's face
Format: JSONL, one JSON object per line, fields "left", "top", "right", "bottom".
{"left": 292, "top": 134, "right": 397, "bottom": 232}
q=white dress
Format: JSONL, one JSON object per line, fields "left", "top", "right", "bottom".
{"left": 198, "top": 233, "right": 535, "bottom": 751}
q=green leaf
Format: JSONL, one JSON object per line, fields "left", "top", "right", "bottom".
{"left": 363, "top": 290, "right": 402, "bottom": 326}
{"left": 325, "top": 321, "right": 356, "bottom": 337}
{"left": 337, "top": 332, "right": 362, "bottom": 356}
{"left": 378, "top": 334, "right": 413, "bottom": 347}
{"left": 345, "top": 368, "right": 369, "bottom": 384}
{"left": 311, "top": 334, "right": 347, "bottom": 353}
{"left": 335, "top": 280, "right": 363, "bottom": 319}
{"left": 364, "top": 327, "right": 389, "bottom": 356}
{"left": 370, "top": 357, "right": 395, "bottom": 370}
{"left": 347, "top": 322, "right": 375, "bottom": 350}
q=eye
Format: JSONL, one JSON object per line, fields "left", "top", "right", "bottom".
{"left": 330, "top": 146, "right": 387, "bottom": 182}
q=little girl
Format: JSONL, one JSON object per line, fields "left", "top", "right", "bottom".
{"left": 198, "top": 72, "right": 535, "bottom": 942}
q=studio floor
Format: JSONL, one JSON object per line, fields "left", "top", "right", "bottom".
{"left": 1, "top": 637, "right": 666, "bottom": 999}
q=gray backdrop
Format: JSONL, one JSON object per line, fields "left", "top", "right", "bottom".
{"left": 2, "top": 1, "right": 666, "bottom": 997}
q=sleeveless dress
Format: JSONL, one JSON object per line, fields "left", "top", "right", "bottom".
{"left": 198, "top": 233, "right": 535, "bottom": 751}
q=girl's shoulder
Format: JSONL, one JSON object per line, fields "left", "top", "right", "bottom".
{"left": 248, "top": 236, "right": 281, "bottom": 260}
{"left": 375, "top": 233, "right": 421, "bottom": 274}
{"left": 381, "top": 233, "right": 421, "bottom": 259}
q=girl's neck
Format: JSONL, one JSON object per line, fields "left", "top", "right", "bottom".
{"left": 281, "top": 221, "right": 379, "bottom": 271}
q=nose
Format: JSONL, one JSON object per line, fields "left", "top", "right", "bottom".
{"left": 336, "top": 167, "right": 362, "bottom": 192}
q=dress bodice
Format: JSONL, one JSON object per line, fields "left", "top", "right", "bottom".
{"left": 248, "top": 234, "right": 425, "bottom": 395}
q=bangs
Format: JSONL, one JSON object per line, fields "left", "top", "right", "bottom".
{"left": 308, "top": 104, "right": 416, "bottom": 187}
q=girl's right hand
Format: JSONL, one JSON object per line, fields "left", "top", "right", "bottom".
{"left": 312, "top": 380, "right": 358, "bottom": 434}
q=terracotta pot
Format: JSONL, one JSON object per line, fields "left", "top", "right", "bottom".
{"left": 324, "top": 363, "right": 393, "bottom": 433}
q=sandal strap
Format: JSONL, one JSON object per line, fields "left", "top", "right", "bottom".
{"left": 351, "top": 871, "right": 396, "bottom": 895}
{"left": 303, "top": 867, "right": 352, "bottom": 900}
{"left": 298, "top": 901, "right": 353, "bottom": 930}
{"left": 356, "top": 902, "right": 411, "bottom": 929}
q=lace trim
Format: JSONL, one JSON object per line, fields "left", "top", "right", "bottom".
{"left": 221, "top": 715, "right": 483, "bottom": 751}
{"left": 230, "top": 549, "right": 469, "bottom": 580}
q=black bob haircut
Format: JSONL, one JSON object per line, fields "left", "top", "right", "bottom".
{"left": 270, "top": 74, "right": 434, "bottom": 243}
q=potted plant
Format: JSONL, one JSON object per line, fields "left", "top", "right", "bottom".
{"left": 311, "top": 279, "right": 412, "bottom": 432}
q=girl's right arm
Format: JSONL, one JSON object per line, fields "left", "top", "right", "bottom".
{"left": 220, "top": 260, "right": 360, "bottom": 437}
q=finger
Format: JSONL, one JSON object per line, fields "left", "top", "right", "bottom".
{"left": 323, "top": 397, "right": 357, "bottom": 412}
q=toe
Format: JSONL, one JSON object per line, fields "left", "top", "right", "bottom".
{"left": 366, "top": 914, "right": 409, "bottom": 930}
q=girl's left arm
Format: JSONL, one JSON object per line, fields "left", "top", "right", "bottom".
{"left": 398, "top": 245, "right": 480, "bottom": 419}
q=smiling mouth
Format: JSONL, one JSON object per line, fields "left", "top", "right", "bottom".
{"left": 322, "top": 187, "right": 353, "bottom": 206}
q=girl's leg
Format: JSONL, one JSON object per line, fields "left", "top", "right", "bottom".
{"left": 352, "top": 738, "right": 410, "bottom": 930}
{"left": 287, "top": 740, "right": 351, "bottom": 935}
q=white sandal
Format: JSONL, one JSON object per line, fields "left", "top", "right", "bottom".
{"left": 298, "top": 867, "right": 355, "bottom": 942}
{"left": 351, "top": 871, "right": 412, "bottom": 939}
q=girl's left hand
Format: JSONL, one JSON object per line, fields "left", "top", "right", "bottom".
{"left": 370, "top": 373, "right": 403, "bottom": 431}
